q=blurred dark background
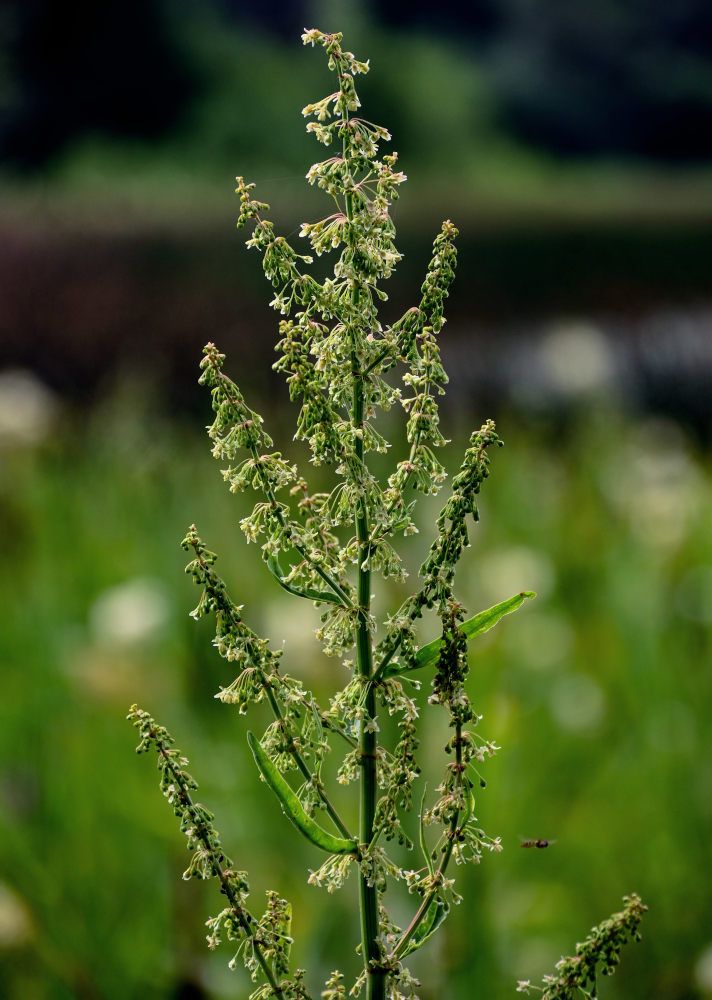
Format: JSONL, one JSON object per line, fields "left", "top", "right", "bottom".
{"left": 1, "top": 2, "right": 711, "bottom": 999}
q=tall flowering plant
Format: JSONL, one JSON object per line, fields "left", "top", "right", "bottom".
{"left": 129, "top": 29, "right": 644, "bottom": 1000}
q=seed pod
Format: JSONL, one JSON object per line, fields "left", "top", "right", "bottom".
{"left": 247, "top": 732, "right": 357, "bottom": 855}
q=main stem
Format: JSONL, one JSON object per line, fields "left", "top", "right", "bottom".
{"left": 354, "top": 370, "right": 383, "bottom": 1000}
{"left": 347, "top": 235, "right": 384, "bottom": 1000}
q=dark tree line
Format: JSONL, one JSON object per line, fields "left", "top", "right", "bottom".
{"left": 3, "top": 0, "right": 712, "bottom": 168}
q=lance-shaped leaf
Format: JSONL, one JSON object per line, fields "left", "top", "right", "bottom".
{"left": 382, "top": 591, "right": 536, "bottom": 679}
{"left": 266, "top": 554, "right": 342, "bottom": 605}
{"left": 248, "top": 732, "right": 357, "bottom": 855}
{"left": 401, "top": 897, "right": 450, "bottom": 957}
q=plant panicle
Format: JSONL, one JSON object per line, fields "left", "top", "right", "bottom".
{"left": 128, "top": 27, "right": 645, "bottom": 1000}
{"left": 516, "top": 894, "right": 649, "bottom": 999}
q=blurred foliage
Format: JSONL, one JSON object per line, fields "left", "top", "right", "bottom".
{"left": 2, "top": 1, "right": 712, "bottom": 226}
{"left": 0, "top": 0, "right": 197, "bottom": 168}
{"left": 1, "top": 375, "right": 710, "bottom": 999}
{"left": 4, "top": 0, "right": 712, "bottom": 167}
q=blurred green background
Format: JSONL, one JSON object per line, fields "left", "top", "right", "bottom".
{"left": 2, "top": 2, "right": 712, "bottom": 998}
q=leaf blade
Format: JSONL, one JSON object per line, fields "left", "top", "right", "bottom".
{"left": 266, "top": 554, "right": 341, "bottom": 605}
{"left": 383, "top": 591, "right": 536, "bottom": 679}
{"left": 247, "top": 731, "right": 357, "bottom": 855}
{"left": 402, "top": 897, "right": 450, "bottom": 957}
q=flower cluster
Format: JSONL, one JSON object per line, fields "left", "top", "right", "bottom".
{"left": 127, "top": 707, "right": 310, "bottom": 1000}
{"left": 372, "top": 678, "right": 421, "bottom": 847}
{"left": 128, "top": 705, "right": 235, "bottom": 879}
{"left": 183, "top": 526, "right": 283, "bottom": 702}
{"left": 516, "top": 894, "right": 648, "bottom": 999}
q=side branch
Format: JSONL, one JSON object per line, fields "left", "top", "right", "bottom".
{"left": 390, "top": 721, "right": 464, "bottom": 962}
{"left": 201, "top": 346, "right": 353, "bottom": 609}
{"left": 161, "top": 749, "right": 285, "bottom": 995}
{"left": 184, "top": 530, "right": 352, "bottom": 839}
{"left": 128, "top": 707, "right": 305, "bottom": 999}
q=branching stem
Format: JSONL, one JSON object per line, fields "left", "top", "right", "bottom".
{"left": 246, "top": 439, "right": 354, "bottom": 608}
{"left": 157, "top": 744, "right": 291, "bottom": 998}
{"left": 262, "top": 675, "right": 354, "bottom": 841}
{"left": 343, "top": 153, "right": 385, "bottom": 996}
{"left": 188, "top": 540, "right": 353, "bottom": 841}
{"left": 390, "top": 722, "right": 463, "bottom": 962}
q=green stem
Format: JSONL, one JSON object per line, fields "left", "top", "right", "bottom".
{"left": 354, "top": 372, "right": 383, "bottom": 1000}
{"left": 262, "top": 678, "right": 354, "bottom": 842}
{"left": 343, "top": 194, "right": 384, "bottom": 1000}
{"left": 159, "top": 747, "right": 292, "bottom": 999}
{"left": 390, "top": 722, "right": 463, "bottom": 962}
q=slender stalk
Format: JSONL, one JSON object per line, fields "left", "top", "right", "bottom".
{"left": 372, "top": 633, "right": 402, "bottom": 683}
{"left": 246, "top": 438, "right": 354, "bottom": 608}
{"left": 209, "top": 368, "right": 354, "bottom": 607}
{"left": 303, "top": 699, "right": 359, "bottom": 748}
{"left": 348, "top": 270, "right": 384, "bottom": 1000}
{"left": 158, "top": 745, "right": 290, "bottom": 998}
{"left": 188, "top": 539, "right": 353, "bottom": 840}
{"left": 390, "top": 722, "right": 463, "bottom": 962}
{"left": 262, "top": 676, "right": 353, "bottom": 841}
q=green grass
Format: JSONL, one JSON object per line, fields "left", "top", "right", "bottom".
{"left": 1, "top": 383, "right": 710, "bottom": 999}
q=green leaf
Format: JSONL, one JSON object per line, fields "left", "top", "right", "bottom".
{"left": 266, "top": 554, "right": 341, "bottom": 605}
{"left": 283, "top": 901, "right": 293, "bottom": 965}
{"left": 383, "top": 591, "right": 536, "bottom": 679}
{"left": 402, "top": 897, "right": 450, "bottom": 957}
{"left": 418, "top": 786, "right": 434, "bottom": 878}
{"left": 247, "top": 732, "right": 357, "bottom": 855}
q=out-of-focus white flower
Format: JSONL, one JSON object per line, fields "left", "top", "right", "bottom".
{"left": 0, "top": 883, "right": 33, "bottom": 948}
{"left": 549, "top": 672, "right": 605, "bottom": 733}
{"left": 477, "top": 546, "right": 555, "bottom": 605}
{"left": 600, "top": 418, "right": 704, "bottom": 551}
{"left": 538, "top": 321, "right": 618, "bottom": 397}
{"left": 89, "top": 577, "right": 171, "bottom": 645}
{"left": 0, "top": 369, "right": 58, "bottom": 447}
{"left": 695, "top": 943, "right": 712, "bottom": 995}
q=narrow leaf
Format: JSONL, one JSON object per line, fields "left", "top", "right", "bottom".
{"left": 247, "top": 731, "right": 357, "bottom": 855}
{"left": 266, "top": 554, "right": 341, "bottom": 605}
{"left": 402, "top": 897, "right": 450, "bottom": 957}
{"left": 418, "top": 786, "right": 434, "bottom": 878}
{"left": 384, "top": 591, "right": 536, "bottom": 679}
